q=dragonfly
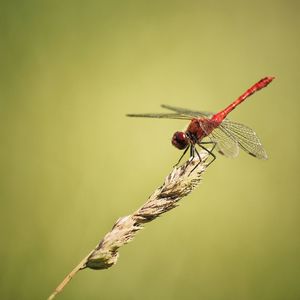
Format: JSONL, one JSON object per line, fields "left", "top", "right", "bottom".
{"left": 127, "top": 77, "right": 274, "bottom": 171}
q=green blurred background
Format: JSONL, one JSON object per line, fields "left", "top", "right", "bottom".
{"left": 1, "top": 0, "right": 299, "bottom": 299}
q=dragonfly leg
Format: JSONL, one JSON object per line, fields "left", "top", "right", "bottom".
{"left": 189, "top": 146, "right": 203, "bottom": 175}
{"left": 182, "top": 145, "right": 194, "bottom": 171}
{"left": 199, "top": 142, "right": 217, "bottom": 167}
{"left": 190, "top": 144, "right": 195, "bottom": 159}
{"left": 179, "top": 144, "right": 196, "bottom": 173}
{"left": 173, "top": 145, "right": 190, "bottom": 167}
{"left": 199, "top": 140, "right": 217, "bottom": 152}
{"left": 188, "top": 142, "right": 217, "bottom": 175}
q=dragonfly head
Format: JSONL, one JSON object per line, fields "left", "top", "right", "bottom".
{"left": 172, "top": 131, "right": 190, "bottom": 150}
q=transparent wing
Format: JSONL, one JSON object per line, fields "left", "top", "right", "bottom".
{"left": 127, "top": 104, "right": 214, "bottom": 120}
{"left": 219, "top": 119, "right": 268, "bottom": 159}
{"left": 208, "top": 127, "right": 240, "bottom": 158}
{"left": 161, "top": 104, "right": 213, "bottom": 118}
{"left": 126, "top": 112, "right": 191, "bottom": 120}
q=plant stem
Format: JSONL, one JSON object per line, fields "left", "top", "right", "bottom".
{"left": 47, "top": 249, "right": 94, "bottom": 300}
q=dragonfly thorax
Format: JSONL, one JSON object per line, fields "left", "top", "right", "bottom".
{"left": 171, "top": 131, "right": 190, "bottom": 150}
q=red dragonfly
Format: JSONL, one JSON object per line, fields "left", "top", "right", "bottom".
{"left": 127, "top": 77, "right": 274, "bottom": 169}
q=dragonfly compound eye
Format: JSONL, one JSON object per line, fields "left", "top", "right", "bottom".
{"left": 172, "top": 131, "right": 189, "bottom": 150}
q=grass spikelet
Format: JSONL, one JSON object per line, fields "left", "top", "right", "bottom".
{"left": 48, "top": 151, "right": 209, "bottom": 299}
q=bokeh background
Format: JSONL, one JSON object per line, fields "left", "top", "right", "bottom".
{"left": 1, "top": 1, "right": 300, "bottom": 299}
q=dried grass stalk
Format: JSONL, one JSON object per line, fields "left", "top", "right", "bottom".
{"left": 48, "top": 151, "right": 209, "bottom": 299}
